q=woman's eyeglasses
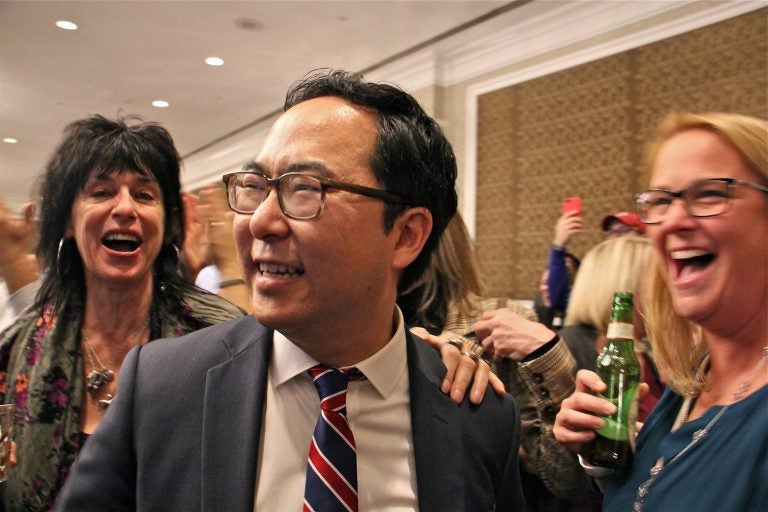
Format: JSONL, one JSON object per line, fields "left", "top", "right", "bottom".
{"left": 634, "top": 177, "right": 768, "bottom": 224}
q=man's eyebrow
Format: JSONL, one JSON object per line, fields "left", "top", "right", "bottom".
{"left": 242, "top": 160, "right": 332, "bottom": 177}
{"left": 243, "top": 161, "right": 267, "bottom": 173}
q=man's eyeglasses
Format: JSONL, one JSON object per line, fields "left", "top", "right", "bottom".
{"left": 222, "top": 171, "right": 409, "bottom": 220}
{"left": 634, "top": 177, "right": 768, "bottom": 224}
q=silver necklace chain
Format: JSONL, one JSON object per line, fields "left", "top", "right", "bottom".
{"left": 82, "top": 319, "right": 149, "bottom": 410}
{"left": 633, "top": 346, "right": 768, "bottom": 511}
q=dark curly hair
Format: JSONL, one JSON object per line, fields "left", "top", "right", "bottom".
{"left": 35, "top": 114, "right": 186, "bottom": 309}
{"left": 284, "top": 69, "right": 458, "bottom": 292}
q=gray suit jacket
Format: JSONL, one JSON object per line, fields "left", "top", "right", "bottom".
{"left": 57, "top": 316, "right": 524, "bottom": 511}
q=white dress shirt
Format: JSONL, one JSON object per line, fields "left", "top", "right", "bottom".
{"left": 254, "top": 308, "right": 418, "bottom": 511}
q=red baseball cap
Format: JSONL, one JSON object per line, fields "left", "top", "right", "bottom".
{"left": 601, "top": 212, "right": 646, "bottom": 234}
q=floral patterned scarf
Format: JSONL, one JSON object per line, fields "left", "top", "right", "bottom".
{"left": 0, "top": 286, "right": 244, "bottom": 511}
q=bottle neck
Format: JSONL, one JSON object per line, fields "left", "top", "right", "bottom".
{"left": 606, "top": 320, "right": 634, "bottom": 341}
{"left": 605, "top": 320, "right": 635, "bottom": 355}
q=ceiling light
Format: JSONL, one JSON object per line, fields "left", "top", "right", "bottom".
{"left": 205, "top": 57, "right": 224, "bottom": 66}
{"left": 234, "top": 18, "right": 263, "bottom": 32}
{"left": 2, "top": 138, "right": 18, "bottom": 144}
{"left": 55, "top": 20, "right": 78, "bottom": 30}
{"left": 152, "top": 100, "right": 169, "bottom": 108}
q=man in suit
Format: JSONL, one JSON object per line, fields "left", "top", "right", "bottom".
{"left": 57, "top": 69, "right": 524, "bottom": 511}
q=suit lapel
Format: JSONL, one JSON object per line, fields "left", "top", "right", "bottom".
{"left": 407, "top": 334, "right": 464, "bottom": 510}
{"left": 201, "top": 319, "right": 272, "bottom": 512}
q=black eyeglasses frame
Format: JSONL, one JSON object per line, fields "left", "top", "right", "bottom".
{"left": 222, "top": 171, "right": 410, "bottom": 220}
{"left": 634, "top": 177, "right": 768, "bottom": 224}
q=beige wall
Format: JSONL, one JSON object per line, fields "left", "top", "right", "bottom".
{"left": 425, "top": 8, "right": 767, "bottom": 300}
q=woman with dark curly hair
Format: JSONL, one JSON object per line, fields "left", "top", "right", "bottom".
{"left": 0, "top": 115, "right": 244, "bottom": 510}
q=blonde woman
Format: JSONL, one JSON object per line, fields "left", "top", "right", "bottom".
{"left": 554, "top": 113, "right": 768, "bottom": 510}
{"left": 559, "top": 236, "right": 664, "bottom": 421}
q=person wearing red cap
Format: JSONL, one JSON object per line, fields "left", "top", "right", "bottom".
{"left": 601, "top": 211, "right": 647, "bottom": 239}
{"left": 541, "top": 210, "right": 647, "bottom": 328}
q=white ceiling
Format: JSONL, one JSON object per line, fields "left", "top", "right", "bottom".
{"left": 0, "top": 0, "right": 515, "bottom": 210}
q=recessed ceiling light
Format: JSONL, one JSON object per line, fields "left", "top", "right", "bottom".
{"left": 152, "top": 100, "right": 169, "bottom": 108}
{"left": 55, "top": 20, "right": 78, "bottom": 30}
{"left": 205, "top": 57, "right": 224, "bottom": 66}
{"left": 234, "top": 18, "right": 263, "bottom": 32}
{"left": 2, "top": 138, "right": 18, "bottom": 144}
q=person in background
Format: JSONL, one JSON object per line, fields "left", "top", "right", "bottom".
{"left": 545, "top": 210, "right": 582, "bottom": 318}
{"left": 57, "top": 69, "right": 524, "bottom": 511}
{"left": 0, "top": 198, "right": 39, "bottom": 330}
{"left": 543, "top": 210, "right": 645, "bottom": 327}
{"left": 534, "top": 252, "right": 579, "bottom": 330}
{"left": 560, "top": 236, "right": 664, "bottom": 421}
{"left": 398, "top": 212, "right": 507, "bottom": 404}
{"left": 0, "top": 115, "right": 246, "bottom": 511}
{"left": 600, "top": 211, "right": 646, "bottom": 240}
{"left": 401, "top": 212, "right": 592, "bottom": 511}
{"left": 183, "top": 185, "right": 253, "bottom": 312}
{"left": 532, "top": 269, "right": 556, "bottom": 329}
{"left": 554, "top": 112, "right": 767, "bottom": 511}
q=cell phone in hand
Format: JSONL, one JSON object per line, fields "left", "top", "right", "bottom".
{"left": 562, "top": 196, "right": 582, "bottom": 216}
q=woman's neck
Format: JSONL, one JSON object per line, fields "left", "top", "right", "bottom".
{"left": 689, "top": 330, "right": 768, "bottom": 421}
{"left": 82, "top": 278, "right": 154, "bottom": 343}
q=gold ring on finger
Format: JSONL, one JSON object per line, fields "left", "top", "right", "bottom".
{"left": 466, "top": 340, "right": 484, "bottom": 359}
{"left": 460, "top": 349, "right": 480, "bottom": 363}
{"left": 444, "top": 337, "right": 463, "bottom": 351}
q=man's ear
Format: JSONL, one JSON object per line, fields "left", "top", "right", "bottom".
{"left": 391, "top": 207, "right": 432, "bottom": 271}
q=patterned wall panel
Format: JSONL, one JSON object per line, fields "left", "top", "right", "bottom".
{"left": 476, "top": 8, "right": 768, "bottom": 300}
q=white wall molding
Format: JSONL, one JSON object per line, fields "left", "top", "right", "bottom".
{"left": 366, "top": 50, "right": 441, "bottom": 93}
{"left": 463, "top": 0, "right": 766, "bottom": 96}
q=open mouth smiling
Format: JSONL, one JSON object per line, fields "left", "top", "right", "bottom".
{"left": 102, "top": 233, "right": 142, "bottom": 253}
{"left": 670, "top": 248, "right": 716, "bottom": 279}
{"left": 257, "top": 262, "right": 304, "bottom": 279}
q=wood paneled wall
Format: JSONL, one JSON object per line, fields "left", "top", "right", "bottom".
{"left": 475, "top": 8, "right": 768, "bottom": 300}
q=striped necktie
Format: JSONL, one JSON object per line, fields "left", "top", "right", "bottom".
{"left": 304, "top": 365, "right": 365, "bottom": 512}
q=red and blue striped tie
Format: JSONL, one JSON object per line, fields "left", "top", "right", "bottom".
{"left": 304, "top": 365, "right": 365, "bottom": 512}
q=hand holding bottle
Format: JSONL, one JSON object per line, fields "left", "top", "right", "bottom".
{"left": 554, "top": 369, "right": 616, "bottom": 453}
{"left": 554, "top": 369, "right": 649, "bottom": 454}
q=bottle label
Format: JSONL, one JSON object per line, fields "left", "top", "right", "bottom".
{"left": 606, "top": 322, "right": 633, "bottom": 340}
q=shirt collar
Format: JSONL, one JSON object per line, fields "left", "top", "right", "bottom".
{"left": 271, "top": 307, "right": 408, "bottom": 399}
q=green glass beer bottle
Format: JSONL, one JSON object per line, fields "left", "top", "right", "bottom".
{"left": 585, "top": 291, "right": 641, "bottom": 470}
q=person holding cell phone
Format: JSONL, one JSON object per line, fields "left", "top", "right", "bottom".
{"left": 533, "top": 197, "right": 583, "bottom": 331}
{"left": 545, "top": 198, "right": 584, "bottom": 316}
{"left": 540, "top": 198, "right": 646, "bottom": 328}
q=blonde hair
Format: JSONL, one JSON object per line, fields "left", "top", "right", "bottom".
{"left": 642, "top": 112, "right": 768, "bottom": 186}
{"left": 565, "top": 236, "right": 651, "bottom": 334}
{"left": 641, "top": 112, "right": 768, "bottom": 396}
{"left": 405, "top": 212, "right": 485, "bottom": 332}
